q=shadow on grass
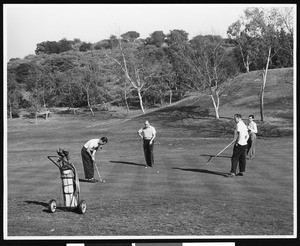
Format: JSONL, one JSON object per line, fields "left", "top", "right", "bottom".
{"left": 110, "top": 160, "right": 145, "bottom": 167}
{"left": 24, "top": 200, "right": 79, "bottom": 213}
{"left": 79, "top": 178, "right": 96, "bottom": 183}
{"left": 24, "top": 200, "right": 52, "bottom": 213}
{"left": 172, "top": 167, "right": 229, "bottom": 177}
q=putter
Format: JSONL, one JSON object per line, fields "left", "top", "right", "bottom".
{"left": 206, "top": 140, "right": 235, "bottom": 165}
{"left": 93, "top": 161, "right": 104, "bottom": 182}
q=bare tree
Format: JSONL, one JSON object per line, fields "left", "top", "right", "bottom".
{"left": 108, "top": 38, "right": 148, "bottom": 114}
{"left": 183, "top": 35, "right": 238, "bottom": 119}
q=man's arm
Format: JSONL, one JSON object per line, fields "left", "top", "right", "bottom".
{"left": 149, "top": 132, "right": 156, "bottom": 145}
{"left": 149, "top": 127, "right": 156, "bottom": 145}
{"left": 137, "top": 129, "right": 143, "bottom": 139}
{"left": 91, "top": 150, "right": 96, "bottom": 161}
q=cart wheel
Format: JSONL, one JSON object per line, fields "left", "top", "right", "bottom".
{"left": 48, "top": 199, "right": 57, "bottom": 213}
{"left": 78, "top": 200, "right": 87, "bottom": 214}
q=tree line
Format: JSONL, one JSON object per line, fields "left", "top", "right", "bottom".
{"left": 7, "top": 7, "right": 293, "bottom": 122}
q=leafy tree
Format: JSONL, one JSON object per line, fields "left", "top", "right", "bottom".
{"left": 109, "top": 35, "right": 119, "bottom": 49}
{"left": 35, "top": 39, "right": 73, "bottom": 55}
{"left": 44, "top": 55, "right": 76, "bottom": 73}
{"left": 243, "top": 7, "right": 293, "bottom": 121}
{"left": 121, "top": 31, "right": 140, "bottom": 42}
{"left": 79, "top": 42, "right": 93, "bottom": 52}
{"left": 165, "top": 29, "right": 189, "bottom": 46}
{"left": 94, "top": 40, "right": 111, "bottom": 50}
{"left": 273, "top": 29, "right": 293, "bottom": 67}
{"left": 145, "top": 31, "right": 166, "bottom": 47}
{"left": 164, "top": 30, "right": 192, "bottom": 102}
{"left": 141, "top": 45, "right": 175, "bottom": 105}
{"left": 227, "top": 6, "right": 294, "bottom": 122}
{"left": 187, "top": 35, "right": 239, "bottom": 118}
{"left": 22, "top": 63, "right": 49, "bottom": 123}
{"left": 227, "top": 21, "right": 257, "bottom": 73}
{"left": 73, "top": 52, "right": 112, "bottom": 115}
{"left": 57, "top": 38, "right": 73, "bottom": 53}
{"left": 108, "top": 37, "right": 162, "bottom": 114}
{"left": 35, "top": 41, "right": 57, "bottom": 55}
{"left": 7, "top": 67, "right": 22, "bottom": 118}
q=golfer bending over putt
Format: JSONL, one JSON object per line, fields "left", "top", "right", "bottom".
{"left": 228, "top": 114, "right": 249, "bottom": 177}
{"left": 137, "top": 120, "right": 156, "bottom": 168}
{"left": 81, "top": 137, "right": 108, "bottom": 182}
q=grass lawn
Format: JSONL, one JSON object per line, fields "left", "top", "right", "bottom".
{"left": 5, "top": 110, "right": 294, "bottom": 238}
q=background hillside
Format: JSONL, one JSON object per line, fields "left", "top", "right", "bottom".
{"left": 133, "top": 67, "right": 294, "bottom": 138}
{"left": 27, "top": 67, "right": 293, "bottom": 140}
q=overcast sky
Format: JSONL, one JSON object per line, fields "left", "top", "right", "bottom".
{"left": 3, "top": 4, "right": 286, "bottom": 61}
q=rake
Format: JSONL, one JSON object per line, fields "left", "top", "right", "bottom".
{"left": 206, "top": 140, "right": 235, "bottom": 165}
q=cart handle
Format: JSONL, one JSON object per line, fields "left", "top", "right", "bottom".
{"left": 47, "top": 156, "right": 75, "bottom": 172}
{"left": 47, "top": 156, "right": 62, "bottom": 169}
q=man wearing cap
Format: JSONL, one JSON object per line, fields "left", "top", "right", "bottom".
{"left": 81, "top": 137, "right": 108, "bottom": 182}
{"left": 137, "top": 120, "right": 156, "bottom": 168}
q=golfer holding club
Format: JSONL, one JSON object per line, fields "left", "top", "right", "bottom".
{"left": 137, "top": 120, "right": 156, "bottom": 168}
{"left": 228, "top": 114, "right": 249, "bottom": 177}
{"left": 81, "top": 137, "right": 108, "bottom": 182}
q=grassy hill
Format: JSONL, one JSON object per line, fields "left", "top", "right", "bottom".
{"left": 15, "top": 67, "right": 294, "bottom": 138}
{"left": 135, "top": 67, "right": 294, "bottom": 138}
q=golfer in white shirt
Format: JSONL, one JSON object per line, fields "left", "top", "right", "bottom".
{"left": 137, "top": 120, "right": 156, "bottom": 168}
{"left": 81, "top": 137, "right": 108, "bottom": 182}
{"left": 228, "top": 114, "right": 249, "bottom": 177}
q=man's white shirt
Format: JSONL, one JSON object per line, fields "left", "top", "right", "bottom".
{"left": 138, "top": 126, "right": 156, "bottom": 140}
{"left": 248, "top": 121, "right": 258, "bottom": 134}
{"left": 236, "top": 121, "right": 249, "bottom": 146}
{"left": 84, "top": 139, "right": 100, "bottom": 150}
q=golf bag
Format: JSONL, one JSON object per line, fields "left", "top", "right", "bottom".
{"left": 56, "top": 148, "right": 80, "bottom": 207}
{"left": 47, "top": 148, "right": 86, "bottom": 213}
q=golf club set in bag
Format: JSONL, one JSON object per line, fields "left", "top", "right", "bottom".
{"left": 47, "top": 148, "right": 87, "bottom": 214}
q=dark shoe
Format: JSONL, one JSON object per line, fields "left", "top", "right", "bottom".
{"left": 226, "top": 173, "right": 235, "bottom": 178}
{"left": 237, "top": 172, "right": 245, "bottom": 176}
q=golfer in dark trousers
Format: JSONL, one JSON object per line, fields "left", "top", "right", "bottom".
{"left": 228, "top": 114, "right": 249, "bottom": 177}
{"left": 137, "top": 120, "right": 156, "bottom": 168}
{"left": 81, "top": 137, "right": 108, "bottom": 182}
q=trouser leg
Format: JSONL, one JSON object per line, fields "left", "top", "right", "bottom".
{"left": 247, "top": 137, "right": 252, "bottom": 155}
{"left": 238, "top": 145, "right": 247, "bottom": 173}
{"left": 143, "top": 140, "right": 150, "bottom": 166}
{"left": 230, "top": 144, "right": 245, "bottom": 174}
{"left": 81, "top": 147, "right": 94, "bottom": 179}
{"left": 149, "top": 141, "right": 154, "bottom": 166}
{"left": 143, "top": 140, "right": 154, "bottom": 166}
{"left": 248, "top": 134, "right": 256, "bottom": 159}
